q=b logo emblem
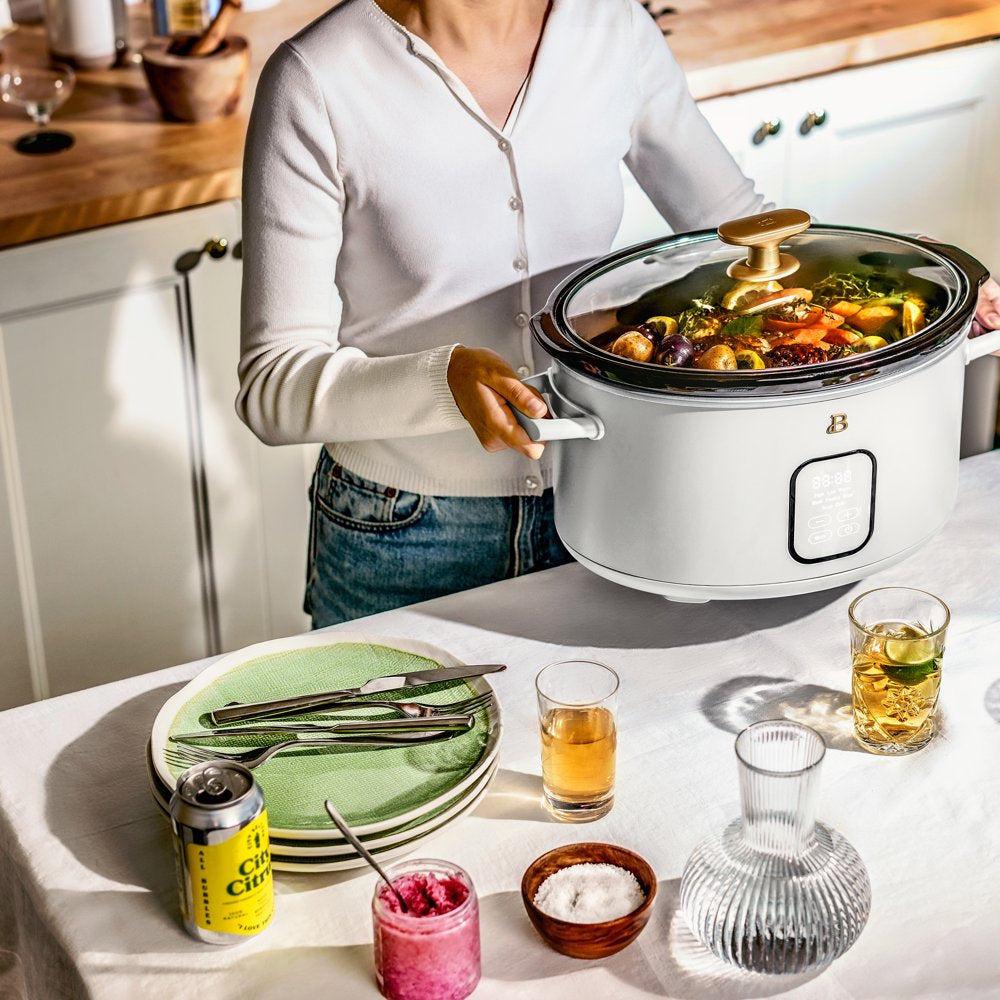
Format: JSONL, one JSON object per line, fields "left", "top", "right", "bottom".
{"left": 827, "top": 413, "right": 848, "bottom": 434}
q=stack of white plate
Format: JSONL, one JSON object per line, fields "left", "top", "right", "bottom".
{"left": 147, "top": 633, "right": 502, "bottom": 872}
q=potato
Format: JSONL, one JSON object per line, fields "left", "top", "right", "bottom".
{"left": 610, "top": 331, "right": 655, "bottom": 362}
{"left": 694, "top": 344, "right": 738, "bottom": 370}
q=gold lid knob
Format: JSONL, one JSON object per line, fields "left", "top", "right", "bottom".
{"left": 717, "top": 208, "right": 811, "bottom": 281}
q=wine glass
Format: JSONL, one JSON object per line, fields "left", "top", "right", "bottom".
{"left": 0, "top": 63, "right": 76, "bottom": 154}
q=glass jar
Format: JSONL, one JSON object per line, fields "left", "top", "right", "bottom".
{"left": 371, "top": 858, "right": 480, "bottom": 1000}
{"left": 680, "top": 721, "right": 871, "bottom": 974}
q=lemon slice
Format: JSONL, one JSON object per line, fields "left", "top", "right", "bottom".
{"left": 853, "top": 335, "right": 889, "bottom": 353}
{"left": 901, "top": 299, "right": 926, "bottom": 336}
{"left": 645, "top": 315, "right": 678, "bottom": 338}
{"left": 721, "top": 280, "right": 782, "bottom": 311}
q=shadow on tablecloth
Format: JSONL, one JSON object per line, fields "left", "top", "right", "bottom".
{"left": 984, "top": 677, "right": 1000, "bottom": 723}
{"left": 414, "top": 563, "right": 851, "bottom": 649}
{"left": 472, "top": 768, "right": 557, "bottom": 824}
{"left": 44, "top": 683, "right": 190, "bottom": 887}
{"left": 700, "top": 674, "right": 863, "bottom": 753}
{"left": 480, "top": 877, "right": 823, "bottom": 997}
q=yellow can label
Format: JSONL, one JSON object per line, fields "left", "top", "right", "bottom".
{"left": 184, "top": 811, "right": 273, "bottom": 936}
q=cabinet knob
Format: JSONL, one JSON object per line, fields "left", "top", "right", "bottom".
{"left": 175, "top": 238, "right": 230, "bottom": 274}
{"left": 752, "top": 119, "right": 782, "bottom": 145}
{"left": 799, "top": 109, "right": 828, "bottom": 135}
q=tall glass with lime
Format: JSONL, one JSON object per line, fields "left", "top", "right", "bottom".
{"left": 848, "top": 587, "right": 949, "bottom": 754}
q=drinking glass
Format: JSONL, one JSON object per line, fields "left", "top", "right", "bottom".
{"left": 849, "top": 586, "right": 949, "bottom": 754}
{"left": 535, "top": 658, "right": 619, "bottom": 821}
{"left": 0, "top": 63, "right": 76, "bottom": 154}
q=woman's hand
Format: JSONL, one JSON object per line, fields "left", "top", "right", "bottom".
{"left": 972, "top": 276, "right": 1000, "bottom": 340}
{"left": 447, "top": 346, "right": 548, "bottom": 460}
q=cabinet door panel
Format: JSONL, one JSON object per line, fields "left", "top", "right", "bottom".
{"left": 787, "top": 42, "right": 1000, "bottom": 248}
{"left": 2, "top": 284, "right": 206, "bottom": 696}
{"left": 699, "top": 86, "right": 793, "bottom": 209}
{"left": 0, "top": 426, "right": 33, "bottom": 709}
{"left": 182, "top": 200, "right": 313, "bottom": 646}
{"left": 788, "top": 97, "right": 983, "bottom": 240}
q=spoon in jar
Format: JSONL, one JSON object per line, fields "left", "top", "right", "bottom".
{"left": 324, "top": 798, "right": 408, "bottom": 913}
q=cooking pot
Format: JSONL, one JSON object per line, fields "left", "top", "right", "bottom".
{"left": 516, "top": 210, "right": 1000, "bottom": 601}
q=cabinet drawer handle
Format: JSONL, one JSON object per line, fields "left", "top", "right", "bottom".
{"left": 752, "top": 119, "right": 782, "bottom": 145}
{"left": 799, "top": 109, "right": 828, "bottom": 135}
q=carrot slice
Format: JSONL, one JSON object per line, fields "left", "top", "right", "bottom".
{"left": 828, "top": 300, "right": 863, "bottom": 318}
{"left": 823, "top": 328, "right": 862, "bottom": 346}
{"left": 851, "top": 305, "right": 899, "bottom": 335}
{"left": 769, "top": 326, "right": 831, "bottom": 346}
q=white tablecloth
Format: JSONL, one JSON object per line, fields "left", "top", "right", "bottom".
{"left": 2, "top": 453, "right": 999, "bottom": 1000}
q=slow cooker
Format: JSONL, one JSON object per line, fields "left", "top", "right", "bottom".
{"left": 516, "top": 210, "right": 1000, "bottom": 601}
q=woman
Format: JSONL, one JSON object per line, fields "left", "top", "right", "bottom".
{"left": 238, "top": 0, "right": 1000, "bottom": 628}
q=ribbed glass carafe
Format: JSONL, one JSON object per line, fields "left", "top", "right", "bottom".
{"left": 680, "top": 721, "right": 871, "bottom": 974}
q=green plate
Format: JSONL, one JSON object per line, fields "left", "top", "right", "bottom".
{"left": 147, "top": 745, "right": 496, "bottom": 872}
{"left": 149, "top": 633, "right": 502, "bottom": 837}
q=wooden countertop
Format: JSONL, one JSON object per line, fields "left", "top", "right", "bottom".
{"left": 1, "top": 0, "right": 999, "bottom": 249}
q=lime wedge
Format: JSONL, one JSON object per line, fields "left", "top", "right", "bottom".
{"left": 883, "top": 660, "right": 939, "bottom": 686}
{"left": 885, "top": 636, "right": 936, "bottom": 665}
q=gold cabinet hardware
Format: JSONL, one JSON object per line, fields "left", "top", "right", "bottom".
{"left": 175, "top": 238, "right": 230, "bottom": 274}
{"left": 717, "top": 208, "right": 812, "bottom": 281}
{"left": 752, "top": 119, "right": 782, "bottom": 145}
{"left": 799, "top": 109, "right": 828, "bottom": 135}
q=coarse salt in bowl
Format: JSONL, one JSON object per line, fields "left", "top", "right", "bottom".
{"left": 520, "top": 842, "right": 657, "bottom": 959}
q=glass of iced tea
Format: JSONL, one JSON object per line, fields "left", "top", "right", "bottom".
{"left": 848, "top": 587, "right": 949, "bottom": 755}
{"left": 535, "top": 659, "right": 619, "bottom": 821}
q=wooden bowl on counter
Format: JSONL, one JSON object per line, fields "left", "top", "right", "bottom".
{"left": 140, "top": 35, "right": 250, "bottom": 123}
{"left": 520, "top": 842, "right": 657, "bottom": 959}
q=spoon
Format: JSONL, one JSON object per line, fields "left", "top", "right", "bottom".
{"left": 324, "top": 798, "right": 408, "bottom": 914}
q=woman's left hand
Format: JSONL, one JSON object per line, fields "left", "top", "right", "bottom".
{"left": 972, "top": 276, "right": 1000, "bottom": 339}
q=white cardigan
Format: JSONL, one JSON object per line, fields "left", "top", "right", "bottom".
{"left": 238, "top": 0, "right": 766, "bottom": 497}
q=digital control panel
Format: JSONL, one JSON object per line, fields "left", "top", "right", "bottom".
{"left": 789, "top": 451, "right": 876, "bottom": 563}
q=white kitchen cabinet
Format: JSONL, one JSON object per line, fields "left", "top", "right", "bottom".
{"left": 0, "top": 202, "right": 311, "bottom": 708}
{"left": 617, "top": 39, "right": 1000, "bottom": 454}
{"left": 698, "top": 40, "right": 1000, "bottom": 263}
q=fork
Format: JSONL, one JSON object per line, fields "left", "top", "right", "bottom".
{"left": 309, "top": 689, "right": 493, "bottom": 720}
{"left": 165, "top": 730, "right": 462, "bottom": 771}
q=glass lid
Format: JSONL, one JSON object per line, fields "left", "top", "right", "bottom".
{"left": 544, "top": 209, "right": 984, "bottom": 395}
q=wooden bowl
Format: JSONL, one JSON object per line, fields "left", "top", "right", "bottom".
{"left": 140, "top": 35, "right": 250, "bottom": 123}
{"left": 520, "top": 842, "right": 657, "bottom": 959}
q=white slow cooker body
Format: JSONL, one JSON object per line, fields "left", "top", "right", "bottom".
{"left": 546, "top": 341, "right": 968, "bottom": 601}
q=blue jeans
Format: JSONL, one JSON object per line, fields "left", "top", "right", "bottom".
{"left": 304, "top": 448, "right": 573, "bottom": 628}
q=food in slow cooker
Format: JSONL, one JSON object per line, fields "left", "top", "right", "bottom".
{"left": 598, "top": 270, "right": 939, "bottom": 371}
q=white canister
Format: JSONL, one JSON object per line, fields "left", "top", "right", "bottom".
{"left": 44, "top": 0, "right": 118, "bottom": 69}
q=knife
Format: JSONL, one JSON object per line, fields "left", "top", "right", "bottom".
{"left": 171, "top": 714, "right": 475, "bottom": 741}
{"left": 209, "top": 663, "right": 506, "bottom": 724}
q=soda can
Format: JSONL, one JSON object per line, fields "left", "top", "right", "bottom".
{"left": 169, "top": 760, "right": 274, "bottom": 944}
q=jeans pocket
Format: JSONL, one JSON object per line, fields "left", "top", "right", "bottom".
{"left": 313, "top": 454, "right": 427, "bottom": 534}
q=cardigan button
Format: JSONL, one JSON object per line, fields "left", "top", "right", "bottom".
{"left": 514, "top": 312, "right": 529, "bottom": 327}
{"left": 513, "top": 258, "right": 527, "bottom": 272}
{"left": 498, "top": 138, "right": 511, "bottom": 152}
{"left": 508, "top": 196, "right": 522, "bottom": 212}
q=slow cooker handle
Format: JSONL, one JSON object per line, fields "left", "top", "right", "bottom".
{"left": 966, "top": 328, "right": 1000, "bottom": 363}
{"left": 923, "top": 240, "right": 999, "bottom": 363}
{"left": 511, "top": 370, "right": 604, "bottom": 442}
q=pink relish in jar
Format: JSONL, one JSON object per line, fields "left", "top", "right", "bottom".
{"left": 372, "top": 859, "right": 480, "bottom": 1000}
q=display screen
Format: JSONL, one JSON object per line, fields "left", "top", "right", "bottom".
{"left": 789, "top": 451, "right": 876, "bottom": 563}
